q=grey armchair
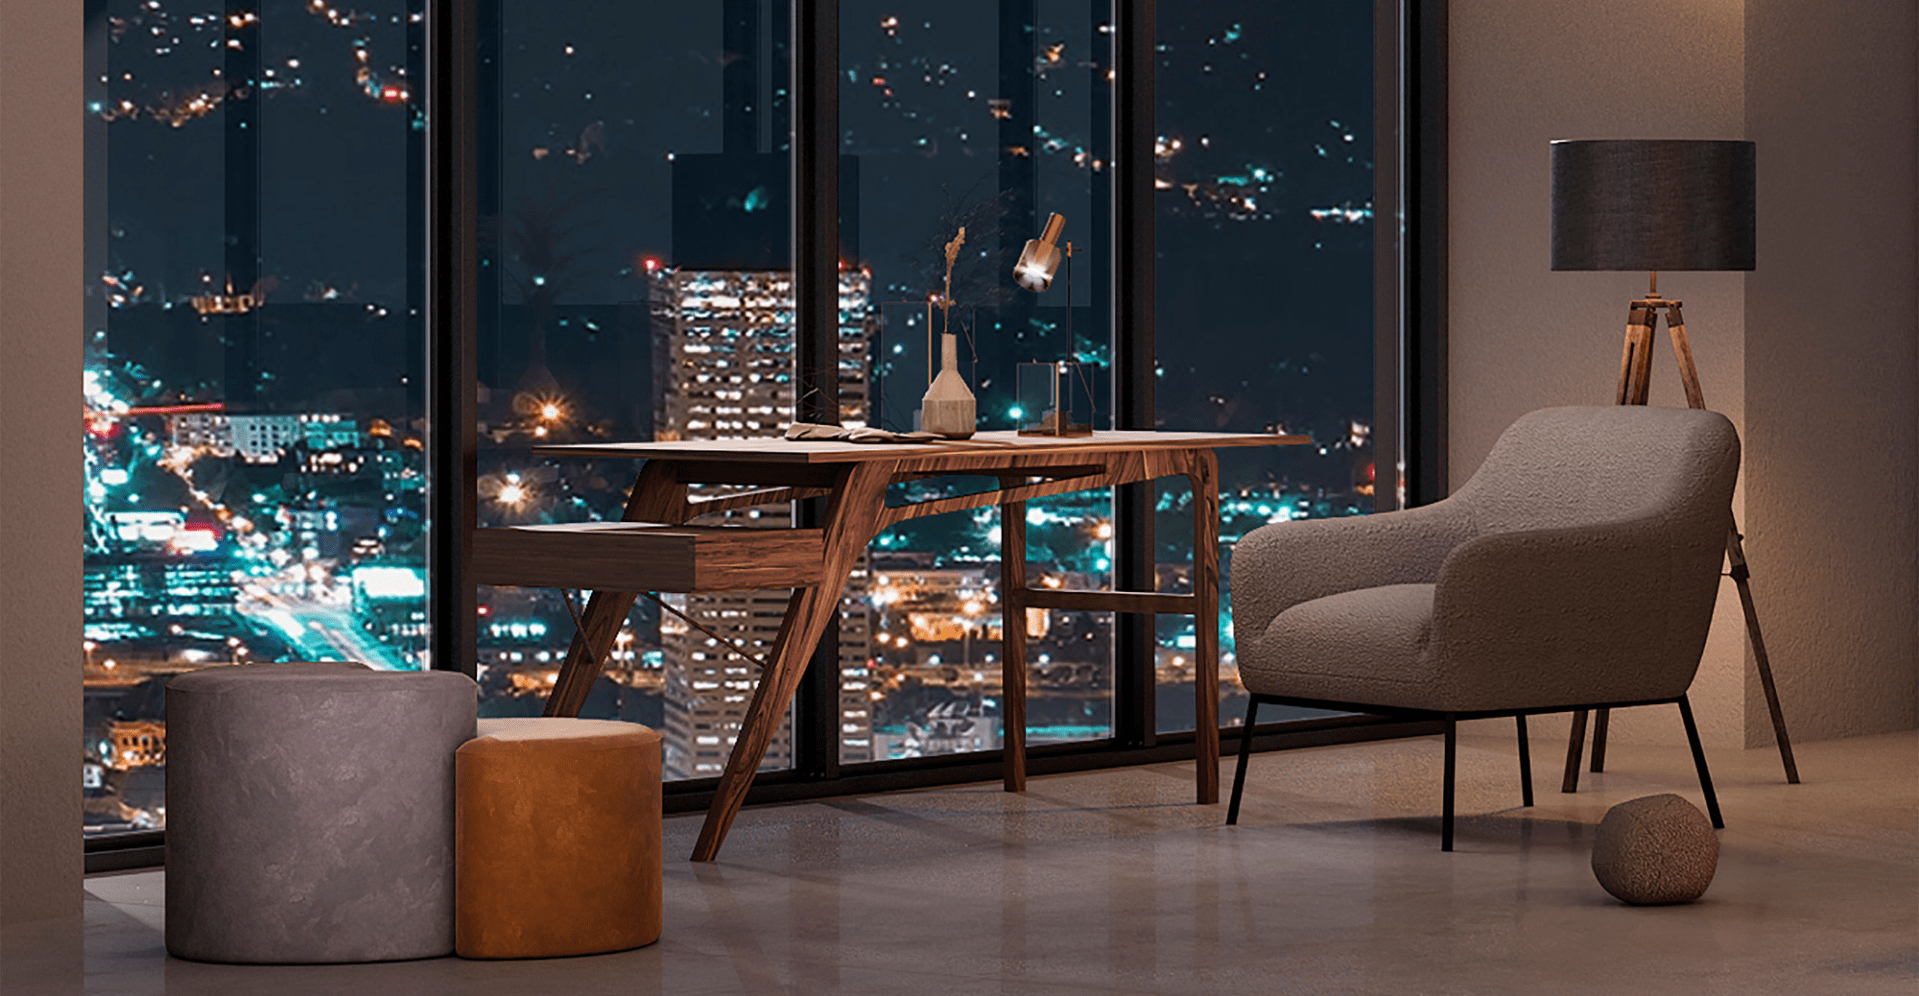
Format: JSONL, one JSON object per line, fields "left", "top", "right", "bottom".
{"left": 1226, "top": 406, "right": 1738, "bottom": 850}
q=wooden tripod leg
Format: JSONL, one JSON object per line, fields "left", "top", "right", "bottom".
{"left": 1615, "top": 321, "right": 1640, "bottom": 405}
{"left": 1664, "top": 303, "right": 1708, "bottom": 410}
{"left": 1562, "top": 709, "right": 1588, "bottom": 793}
{"left": 1618, "top": 302, "right": 1658, "bottom": 406}
{"left": 1589, "top": 708, "right": 1609, "bottom": 773}
{"left": 1727, "top": 528, "right": 1801, "bottom": 783}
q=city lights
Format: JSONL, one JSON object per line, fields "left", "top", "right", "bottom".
{"left": 81, "top": 4, "right": 1375, "bottom": 834}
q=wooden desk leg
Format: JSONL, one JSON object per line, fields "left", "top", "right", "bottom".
{"left": 691, "top": 587, "right": 823, "bottom": 861}
{"left": 999, "top": 493, "right": 1029, "bottom": 792}
{"left": 545, "top": 590, "right": 641, "bottom": 717}
{"left": 1189, "top": 450, "right": 1221, "bottom": 805}
{"left": 546, "top": 460, "right": 688, "bottom": 718}
{"left": 691, "top": 463, "right": 888, "bottom": 861}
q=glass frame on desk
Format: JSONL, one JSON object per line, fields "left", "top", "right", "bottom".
{"left": 1015, "top": 361, "right": 1097, "bottom": 437}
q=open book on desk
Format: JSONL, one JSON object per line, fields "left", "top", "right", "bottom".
{"left": 783, "top": 422, "right": 945, "bottom": 444}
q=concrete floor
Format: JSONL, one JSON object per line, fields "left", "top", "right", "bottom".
{"left": 4, "top": 728, "right": 1914, "bottom": 995}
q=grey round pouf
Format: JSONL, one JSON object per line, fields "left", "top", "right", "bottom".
{"left": 1591, "top": 793, "right": 1720, "bottom": 905}
{"left": 165, "top": 663, "right": 477, "bottom": 963}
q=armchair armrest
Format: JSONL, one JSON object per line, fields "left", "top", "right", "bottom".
{"left": 1230, "top": 501, "right": 1475, "bottom": 641}
{"left": 1428, "top": 513, "right": 1715, "bottom": 711}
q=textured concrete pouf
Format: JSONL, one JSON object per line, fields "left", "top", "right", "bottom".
{"left": 1591, "top": 793, "right": 1721, "bottom": 905}
{"left": 456, "top": 717, "right": 663, "bottom": 959}
{"left": 165, "top": 663, "right": 478, "bottom": 963}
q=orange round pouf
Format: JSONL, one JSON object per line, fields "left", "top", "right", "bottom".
{"left": 455, "top": 718, "right": 663, "bottom": 959}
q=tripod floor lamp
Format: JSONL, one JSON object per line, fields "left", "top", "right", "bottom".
{"left": 1551, "top": 138, "right": 1799, "bottom": 789}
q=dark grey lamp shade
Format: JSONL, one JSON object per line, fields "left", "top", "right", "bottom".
{"left": 1551, "top": 140, "right": 1755, "bottom": 271}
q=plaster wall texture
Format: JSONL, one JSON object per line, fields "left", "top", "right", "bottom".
{"left": 1742, "top": 0, "right": 1919, "bottom": 744}
{"left": 1453, "top": 0, "right": 1919, "bottom": 749}
{"left": 0, "top": 0, "right": 85, "bottom": 924}
{"left": 1449, "top": 0, "right": 1750, "bottom": 750}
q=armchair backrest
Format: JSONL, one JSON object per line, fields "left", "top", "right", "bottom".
{"left": 1451, "top": 406, "right": 1739, "bottom": 538}
{"left": 1437, "top": 406, "right": 1741, "bottom": 705}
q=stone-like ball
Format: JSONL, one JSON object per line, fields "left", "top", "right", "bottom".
{"left": 1591, "top": 793, "right": 1720, "bottom": 905}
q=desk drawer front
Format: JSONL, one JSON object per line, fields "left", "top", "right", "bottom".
{"left": 472, "top": 524, "right": 825, "bottom": 592}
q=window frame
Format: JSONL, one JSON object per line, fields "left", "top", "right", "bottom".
{"left": 81, "top": 0, "right": 1442, "bottom": 868}
{"left": 430, "top": 0, "right": 1448, "bottom": 812}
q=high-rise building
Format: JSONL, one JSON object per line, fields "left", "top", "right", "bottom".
{"left": 169, "top": 411, "right": 360, "bottom": 463}
{"left": 650, "top": 266, "right": 877, "bottom": 779}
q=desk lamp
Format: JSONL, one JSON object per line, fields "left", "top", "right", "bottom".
{"left": 1013, "top": 212, "right": 1093, "bottom": 436}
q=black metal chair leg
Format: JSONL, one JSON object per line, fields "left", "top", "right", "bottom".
{"left": 1677, "top": 695, "right": 1724, "bottom": 829}
{"left": 1590, "top": 707, "right": 1610, "bottom": 772}
{"left": 1226, "top": 698, "right": 1260, "bottom": 825}
{"left": 1516, "top": 715, "right": 1534, "bottom": 807}
{"left": 1442, "top": 717, "right": 1457, "bottom": 851}
{"left": 1562, "top": 709, "right": 1589, "bottom": 793}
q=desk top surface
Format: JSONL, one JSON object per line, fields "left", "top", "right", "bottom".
{"left": 534, "top": 430, "right": 1309, "bottom": 464}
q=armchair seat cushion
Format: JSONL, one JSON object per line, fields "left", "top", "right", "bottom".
{"left": 1241, "top": 583, "right": 1437, "bottom": 711}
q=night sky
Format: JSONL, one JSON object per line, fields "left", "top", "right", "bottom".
{"left": 95, "top": 1, "right": 1373, "bottom": 457}
{"left": 80, "top": 2, "right": 1381, "bottom": 814}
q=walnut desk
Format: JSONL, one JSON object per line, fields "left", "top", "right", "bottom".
{"left": 473, "top": 430, "right": 1306, "bottom": 861}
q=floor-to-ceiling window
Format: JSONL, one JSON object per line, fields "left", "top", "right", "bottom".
{"left": 842, "top": 1, "right": 1119, "bottom": 762}
{"left": 1153, "top": 5, "right": 1377, "bottom": 735}
{"left": 470, "top": 2, "right": 810, "bottom": 783}
{"left": 81, "top": 0, "right": 429, "bottom": 838}
{"left": 81, "top": 0, "right": 1415, "bottom": 848}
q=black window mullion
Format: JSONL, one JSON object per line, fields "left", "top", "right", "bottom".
{"left": 792, "top": 0, "right": 841, "bottom": 779}
{"left": 222, "top": 3, "right": 261, "bottom": 410}
{"left": 427, "top": 0, "right": 479, "bottom": 676}
{"left": 1406, "top": 0, "right": 1448, "bottom": 505}
{"left": 1112, "top": 0, "right": 1156, "bottom": 748}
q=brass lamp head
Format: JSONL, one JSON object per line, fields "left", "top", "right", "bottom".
{"left": 1014, "top": 213, "right": 1067, "bottom": 292}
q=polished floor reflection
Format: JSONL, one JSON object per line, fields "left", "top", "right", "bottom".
{"left": 6, "top": 727, "right": 1916, "bottom": 995}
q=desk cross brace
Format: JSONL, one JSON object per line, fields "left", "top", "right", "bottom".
{"left": 554, "top": 586, "right": 771, "bottom": 676}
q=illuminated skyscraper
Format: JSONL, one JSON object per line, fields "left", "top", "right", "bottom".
{"left": 650, "top": 266, "right": 877, "bottom": 779}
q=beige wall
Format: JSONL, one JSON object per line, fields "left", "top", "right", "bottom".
{"left": 1744, "top": 0, "right": 1919, "bottom": 743}
{"left": 0, "top": 0, "right": 85, "bottom": 923}
{"left": 1450, "top": 0, "right": 1919, "bottom": 748}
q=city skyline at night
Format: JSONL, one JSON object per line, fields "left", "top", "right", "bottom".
{"left": 82, "top": 1, "right": 1375, "bottom": 832}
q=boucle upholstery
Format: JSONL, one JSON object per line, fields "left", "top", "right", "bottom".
{"left": 1233, "top": 406, "right": 1739, "bottom": 714}
{"left": 1591, "top": 793, "right": 1720, "bottom": 904}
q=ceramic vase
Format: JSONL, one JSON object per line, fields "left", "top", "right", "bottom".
{"left": 919, "top": 332, "right": 976, "bottom": 439}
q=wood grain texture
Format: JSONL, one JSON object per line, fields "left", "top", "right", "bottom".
{"left": 692, "top": 464, "right": 885, "bottom": 861}
{"left": 1664, "top": 305, "right": 1707, "bottom": 410}
{"left": 543, "top": 463, "right": 682, "bottom": 717}
{"left": 546, "top": 590, "right": 639, "bottom": 718}
{"left": 999, "top": 486, "right": 1029, "bottom": 793}
{"left": 510, "top": 432, "right": 1306, "bottom": 856}
{"left": 1601, "top": 302, "right": 1799, "bottom": 785}
{"left": 472, "top": 523, "right": 825, "bottom": 592}
{"left": 536, "top": 430, "right": 1307, "bottom": 465}
{"left": 1562, "top": 708, "right": 1589, "bottom": 793}
{"left": 874, "top": 450, "right": 1188, "bottom": 531}
{"left": 1021, "top": 588, "right": 1195, "bottom": 614}
{"left": 685, "top": 486, "right": 834, "bottom": 519}
{"left": 1626, "top": 318, "right": 1656, "bottom": 406}
{"left": 1615, "top": 317, "right": 1639, "bottom": 406}
{"left": 1727, "top": 529, "right": 1800, "bottom": 783}
{"left": 1188, "top": 448, "right": 1221, "bottom": 804}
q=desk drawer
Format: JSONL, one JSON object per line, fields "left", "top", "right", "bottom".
{"left": 472, "top": 522, "right": 825, "bottom": 592}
